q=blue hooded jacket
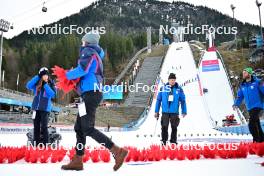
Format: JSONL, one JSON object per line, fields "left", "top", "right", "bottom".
{"left": 26, "top": 75, "right": 56, "bottom": 112}
{"left": 66, "top": 44, "right": 104, "bottom": 95}
{"left": 155, "top": 83, "right": 187, "bottom": 114}
{"left": 234, "top": 77, "right": 264, "bottom": 111}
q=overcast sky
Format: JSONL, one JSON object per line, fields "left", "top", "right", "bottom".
{"left": 0, "top": 0, "right": 263, "bottom": 38}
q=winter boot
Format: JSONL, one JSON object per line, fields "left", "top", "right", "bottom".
{"left": 110, "top": 145, "right": 128, "bottom": 171}
{"left": 61, "top": 154, "right": 83, "bottom": 171}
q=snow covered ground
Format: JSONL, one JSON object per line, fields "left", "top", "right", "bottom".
{"left": 0, "top": 42, "right": 263, "bottom": 176}
{"left": 0, "top": 155, "right": 263, "bottom": 176}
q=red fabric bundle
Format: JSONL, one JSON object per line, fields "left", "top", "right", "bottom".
{"left": 99, "top": 149, "right": 111, "bottom": 163}
{"left": 131, "top": 148, "right": 141, "bottom": 162}
{"left": 249, "top": 143, "right": 257, "bottom": 155}
{"left": 29, "top": 150, "right": 39, "bottom": 163}
{"left": 39, "top": 150, "right": 50, "bottom": 163}
{"left": 217, "top": 144, "right": 229, "bottom": 159}
{"left": 151, "top": 145, "right": 162, "bottom": 161}
{"left": 176, "top": 146, "right": 186, "bottom": 161}
{"left": 50, "top": 147, "right": 67, "bottom": 162}
{"left": 160, "top": 145, "right": 170, "bottom": 160}
{"left": 255, "top": 142, "right": 264, "bottom": 157}
{"left": 124, "top": 147, "right": 139, "bottom": 162}
{"left": 223, "top": 144, "right": 236, "bottom": 159}
{"left": 138, "top": 149, "right": 148, "bottom": 162}
{"left": 0, "top": 149, "right": 4, "bottom": 163}
{"left": 168, "top": 148, "right": 177, "bottom": 160}
{"left": 52, "top": 66, "right": 80, "bottom": 94}
{"left": 17, "top": 146, "right": 26, "bottom": 161}
{"left": 235, "top": 143, "right": 248, "bottom": 158}
{"left": 194, "top": 145, "right": 202, "bottom": 160}
{"left": 202, "top": 145, "right": 216, "bottom": 159}
{"left": 1, "top": 142, "right": 263, "bottom": 164}
{"left": 185, "top": 145, "right": 200, "bottom": 161}
{"left": 146, "top": 149, "right": 155, "bottom": 161}
{"left": 7, "top": 147, "right": 25, "bottom": 163}
{"left": 125, "top": 147, "right": 132, "bottom": 162}
{"left": 7, "top": 148, "right": 16, "bottom": 163}
{"left": 50, "top": 154, "right": 58, "bottom": 163}
{"left": 68, "top": 147, "right": 76, "bottom": 160}
{"left": 82, "top": 149, "right": 90, "bottom": 163}
{"left": 90, "top": 150, "right": 100, "bottom": 163}
{"left": 24, "top": 149, "right": 31, "bottom": 163}
{"left": 57, "top": 149, "right": 67, "bottom": 162}
{"left": 50, "top": 148, "right": 60, "bottom": 163}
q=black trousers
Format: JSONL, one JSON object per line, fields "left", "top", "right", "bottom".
{"left": 161, "top": 113, "right": 180, "bottom": 144}
{"left": 248, "top": 108, "right": 264, "bottom": 143}
{"left": 75, "top": 91, "right": 114, "bottom": 156}
{"left": 33, "top": 110, "right": 49, "bottom": 145}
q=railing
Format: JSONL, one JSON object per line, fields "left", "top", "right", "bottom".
{"left": 0, "top": 111, "right": 32, "bottom": 123}
{"left": 217, "top": 120, "right": 264, "bottom": 135}
{"left": 0, "top": 87, "right": 33, "bottom": 98}
{"left": 122, "top": 54, "right": 166, "bottom": 130}
{"left": 113, "top": 47, "right": 148, "bottom": 85}
{"left": 0, "top": 87, "right": 63, "bottom": 110}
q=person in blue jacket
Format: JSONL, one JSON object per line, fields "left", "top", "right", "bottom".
{"left": 233, "top": 67, "right": 264, "bottom": 143}
{"left": 26, "top": 67, "right": 56, "bottom": 146}
{"left": 61, "top": 30, "right": 128, "bottom": 172}
{"left": 155, "top": 73, "right": 187, "bottom": 145}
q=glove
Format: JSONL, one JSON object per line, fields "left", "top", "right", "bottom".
{"left": 154, "top": 113, "right": 159, "bottom": 119}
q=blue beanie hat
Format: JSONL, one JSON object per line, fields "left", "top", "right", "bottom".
{"left": 82, "top": 30, "right": 100, "bottom": 44}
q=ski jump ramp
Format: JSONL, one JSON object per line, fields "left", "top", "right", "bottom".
{"left": 198, "top": 47, "right": 246, "bottom": 126}
{"left": 138, "top": 42, "right": 214, "bottom": 134}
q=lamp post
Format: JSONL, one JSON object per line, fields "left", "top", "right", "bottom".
{"left": 230, "top": 4, "right": 235, "bottom": 20}
{"left": 256, "top": 0, "right": 263, "bottom": 45}
{"left": 0, "top": 19, "right": 10, "bottom": 87}
{"left": 230, "top": 4, "right": 237, "bottom": 49}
